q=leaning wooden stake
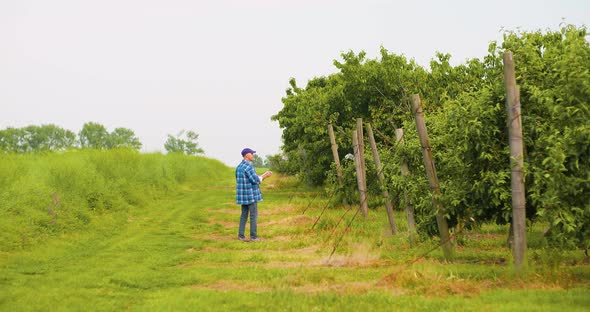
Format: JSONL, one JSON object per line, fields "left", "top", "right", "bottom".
{"left": 356, "top": 118, "right": 367, "bottom": 188}
{"left": 366, "top": 123, "right": 397, "bottom": 234}
{"left": 395, "top": 128, "right": 417, "bottom": 245}
{"left": 357, "top": 118, "right": 369, "bottom": 216}
{"left": 503, "top": 51, "right": 527, "bottom": 271}
{"left": 352, "top": 129, "right": 368, "bottom": 217}
{"left": 327, "top": 124, "right": 343, "bottom": 185}
{"left": 411, "top": 94, "right": 453, "bottom": 260}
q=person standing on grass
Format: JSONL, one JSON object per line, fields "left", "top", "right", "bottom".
{"left": 235, "top": 147, "right": 272, "bottom": 242}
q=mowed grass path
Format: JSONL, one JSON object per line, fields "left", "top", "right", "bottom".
{"left": 1, "top": 175, "right": 589, "bottom": 311}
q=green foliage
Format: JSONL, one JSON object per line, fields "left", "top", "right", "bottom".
{"left": 271, "top": 76, "right": 341, "bottom": 185}
{"left": 79, "top": 122, "right": 142, "bottom": 150}
{"left": 0, "top": 122, "right": 142, "bottom": 153}
{"left": 251, "top": 154, "right": 267, "bottom": 168}
{"left": 0, "top": 124, "right": 76, "bottom": 153}
{"left": 107, "top": 127, "right": 142, "bottom": 149}
{"left": 499, "top": 25, "right": 590, "bottom": 250}
{"left": 164, "top": 130, "right": 204, "bottom": 155}
{"left": 78, "top": 122, "right": 110, "bottom": 148}
{"left": 266, "top": 153, "right": 296, "bottom": 174}
{"left": 324, "top": 156, "right": 358, "bottom": 205}
{"left": 273, "top": 24, "right": 590, "bottom": 250}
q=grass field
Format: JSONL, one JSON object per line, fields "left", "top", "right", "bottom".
{"left": 0, "top": 154, "right": 589, "bottom": 311}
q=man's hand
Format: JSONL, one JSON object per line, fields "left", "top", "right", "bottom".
{"left": 262, "top": 171, "right": 273, "bottom": 179}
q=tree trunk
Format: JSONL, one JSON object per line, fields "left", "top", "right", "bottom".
{"left": 366, "top": 123, "right": 397, "bottom": 234}
{"left": 506, "top": 222, "right": 514, "bottom": 249}
{"left": 503, "top": 51, "right": 527, "bottom": 271}
{"left": 411, "top": 94, "right": 453, "bottom": 260}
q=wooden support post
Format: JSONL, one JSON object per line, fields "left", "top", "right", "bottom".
{"left": 327, "top": 124, "right": 343, "bottom": 185}
{"left": 503, "top": 51, "right": 527, "bottom": 271}
{"left": 352, "top": 129, "right": 368, "bottom": 217}
{"left": 366, "top": 123, "right": 397, "bottom": 235}
{"left": 357, "top": 118, "right": 368, "bottom": 216}
{"left": 395, "top": 128, "right": 417, "bottom": 245}
{"left": 411, "top": 94, "right": 453, "bottom": 260}
{"left": 356, "top": 118, "right": 367, "bottom": 183}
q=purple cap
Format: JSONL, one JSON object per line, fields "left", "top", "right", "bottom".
{"left": 241, "top": 148, "right": 256, "bottom": 157}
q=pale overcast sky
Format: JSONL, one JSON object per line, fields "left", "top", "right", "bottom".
{"left": 1, "top": 0, "right": 588, "bottom": 166}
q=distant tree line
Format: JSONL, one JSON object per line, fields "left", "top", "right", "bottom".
{"left": 0, "top": 124, "right": 77, "bottom": 153}
{"left": 0, "top": 122, "right": 142, "bottom": 153}
{"left": 0, "top": 122, "right": 205, "bottom": 155}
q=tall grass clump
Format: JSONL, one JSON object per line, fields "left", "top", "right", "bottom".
{"left": 0, "top": 149, "right": 232, "bottom": 251}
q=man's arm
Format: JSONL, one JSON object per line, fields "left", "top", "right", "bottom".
{"left": 245, "top": 164, "right": 262, "bottom": 185}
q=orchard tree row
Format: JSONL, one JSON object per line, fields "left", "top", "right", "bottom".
{"left": 272, "top": 25, "right": 589, "bottom": 251}
{"left": 0, "top": 122, "right": 204, "bottom": 155}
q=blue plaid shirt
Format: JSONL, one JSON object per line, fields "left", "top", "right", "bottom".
{"left": 235, "top": 160, "right": 262, "bottom": 205}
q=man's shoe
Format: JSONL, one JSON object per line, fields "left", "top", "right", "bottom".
{"left": 238, "top": 237, "right": 249, "bottom": 242}
{"left": 250, "top": 237, "right": 263, "bottom": 242}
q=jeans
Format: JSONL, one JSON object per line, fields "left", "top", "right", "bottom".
{"left": 238, "top": 202, "right": 258, "bottom": 239}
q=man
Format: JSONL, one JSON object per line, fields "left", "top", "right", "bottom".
{"left": 235, "top": 147, "right": 272, "bottom": 242}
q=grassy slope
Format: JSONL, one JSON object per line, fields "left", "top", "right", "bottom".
{"left": 0, "top": 157, "right": 589, "bottom": 311}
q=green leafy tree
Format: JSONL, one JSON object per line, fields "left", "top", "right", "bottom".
{"left": 272, "top": 76, "right": 338, "bottom": 185}
{"left": 0, "top": 128, "right": 25, "bottom": 153}
{"left": 79, "top": 123, "right": 142, "bottom": 150}
{"left": 252, "top": 154, "right": 268, "bottom": 168}
{"left": 23, "top": 124, "right": 76, "bottom": 151}
{"left": 499, "top": 25, "right": 590, "bottom": 249}
{"left": 79, "top": 122, "right": 109, "bottom": 149}
{"left": 273, "top": 24, "right": 589, "bottom": 250}
{"left": 0, "top": 124, "right": 76, "bottom": 153}
{"left": 164, "top": 130, "right": 204, "bottom": 155}
{"left": 2, "top": 123, "right": 140, "bottom": 153}
{"left": 42, "top": 124, "right": 76, "bottom": 151}
{"left": 107, "top": 127, "right": 142, "bottom": 150}
{"left": 384, "top": 25, "right": 589, "bottom": 245}
{"left": 266, "top": 153, "right": 293, "bottom": 173}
